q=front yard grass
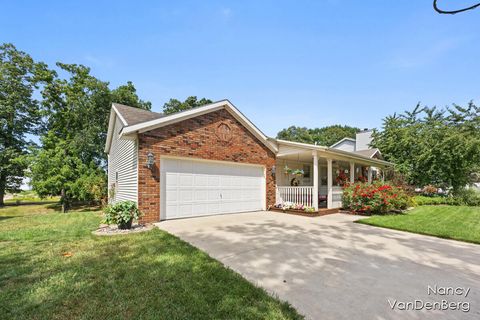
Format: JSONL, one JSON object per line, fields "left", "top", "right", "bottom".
{"left": 357, "top": 205, "right": 480, "bottom": 244}
{"left": 0, "top": 204, "right": 302, "bottom": 320}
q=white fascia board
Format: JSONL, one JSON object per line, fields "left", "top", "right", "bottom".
{"left": 274, "top": 139, "right": 392, "bottom": 167}
{"left": 104, "top": 109, "right": 116, "bottom": 154}
{"left": 275, "top": 139, "right": 328, "bottom": 151}
{"left": 121, "top": 99, "right": 278, "bottom": 153}
{"left": 105, "top": 104, "right": 129, "bottom": 154}
{"left": 112, "top": 103, "right": 128, "bottom": 126}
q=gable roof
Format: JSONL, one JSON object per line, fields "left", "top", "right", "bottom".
{"left": 105, "top": 100, "right": 278, "bottom": 153}
{"left": 330, "top": 137, "right": 356, "bottom": 148}
{"left": 353, "top": 148, "right": 382, "bottom": 159}
{"left": 112, "top": 103, "right": 164, "bottom": 126}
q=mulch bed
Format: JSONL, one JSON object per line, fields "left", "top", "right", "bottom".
{"left": 93, "top": 223, "right": 155, "bottom": 236}
{"left": 269, "top": 207, "right": 339, "bottom": 217}
{"left": 340, "top": 210, "right": 371, "bottom": 216}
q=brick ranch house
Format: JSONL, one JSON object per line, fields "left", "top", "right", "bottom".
{"left": 105, "top": 100, "right": 391, "bottom": 223}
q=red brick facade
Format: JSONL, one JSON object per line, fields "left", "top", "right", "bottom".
{"left": 137, "top": 109, "right": 276, "bottom": 222}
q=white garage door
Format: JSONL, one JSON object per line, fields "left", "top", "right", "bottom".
{"left": 160, "top": 158, "right": 265, "bottom": 220}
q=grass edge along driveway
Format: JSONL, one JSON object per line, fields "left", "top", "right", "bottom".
{"left": 357, "top": 205, "right": 480, "bottom": 245}
{"left": 0, "top": 204, "right": 303, "bottom": 320}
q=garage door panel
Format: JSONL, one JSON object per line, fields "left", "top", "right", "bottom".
{"left": 220, "top": 176, "right": 232, "bottom": 186}
{"left": 161, "top": 158, "right": 264, "bottom": 220}
{"left": 178, "top": 204, "right": 193, "bottom": 216}
{"left": 208, "top": 176, "right": 220, "bottom": 186}
{"left": 192, "top": 203, "right": 207, "bottom": 215}
{"left": 166, "top": 173, "right": 178, "bottom": 186}
{"left": 208, "top": 189, "right": 220, "bottom": 200}
{"left": 179, "top": 189, "right": 193, "bottom": 201}
{"left": 194, "top": 175, "right": 208, "bottom": 186}
{"left": 208, "top": 203, "right": 221, "bottom": 213}
{"left": 166, "top": 190, "right": 178, "bottom": 201}
{"left": 194, "top": 190, "right": 208, "bottom": 201}
{"left": 222, "top": 189, "right": 234, "bottom": 200}
{"left": 179, "top": 174, "right": 194, "bottom": 186}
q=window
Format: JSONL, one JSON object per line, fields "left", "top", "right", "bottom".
{"left": 303, "top": 164, "right": 311, "bottom": 178}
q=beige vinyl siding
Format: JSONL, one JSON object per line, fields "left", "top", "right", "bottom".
{"left": 331, "top": 140, "right": 356, "bottom": 152}
{"left": 107, "top": 116, "right": 138, "bottom": 203}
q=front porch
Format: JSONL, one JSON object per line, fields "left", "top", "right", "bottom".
{"left": 274, "top": 140, "right": 389, "bottom": 210}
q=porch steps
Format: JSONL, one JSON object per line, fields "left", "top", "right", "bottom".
{"left": 317, "top": 208, "right": 340, "bottom": 215}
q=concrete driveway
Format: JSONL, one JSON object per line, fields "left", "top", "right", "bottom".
{"left": 157, "top": 212, "right": 480, "bottom": 320}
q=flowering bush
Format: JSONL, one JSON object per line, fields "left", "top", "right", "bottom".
{"left": 274, "top": 202, "right": 316, "bottom": 212}
{"left": 335, "top": 169, "right": 349, "bottom": 186}
{"left": 342, "top": 182, "right": 411, "bottom": 214}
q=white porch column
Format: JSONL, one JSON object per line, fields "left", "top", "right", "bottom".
{"left": 327, "top": 158, "right": 333, "bottom": 209}
{"left": 312, "top": 151, "right": 319, "bottom": 210}
{"left": 368, "top": 167, "right": 373, "bottom": 184}
{"left": 349, "top": 162, "right": 355, "bottom": 184}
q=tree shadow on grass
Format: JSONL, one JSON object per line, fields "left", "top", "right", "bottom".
{"left": 0, "top": 228, "right": 302, "bottom": 320}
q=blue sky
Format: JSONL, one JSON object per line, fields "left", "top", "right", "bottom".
{"left": 1, "top": 0, "right": 479, "bottom": 136}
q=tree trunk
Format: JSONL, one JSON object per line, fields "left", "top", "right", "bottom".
{"left": 0, "top": 175, "right": 5, "bottom": 207}
{"left": 60, "top": 188, "right": 68, "bottom": 213}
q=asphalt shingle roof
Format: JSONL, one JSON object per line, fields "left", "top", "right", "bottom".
{"left": 353, "top": 148, "right": 381, "bottom": 158}
{"left": 113, "top": 103, "right": 164, "bottom": 126}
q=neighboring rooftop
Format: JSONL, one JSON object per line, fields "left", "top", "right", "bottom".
{"left": 112, "top": 103, "right": 164, "bottom": 126}
{"left": 353, "top": 148, "right": 382, "bottom": 159}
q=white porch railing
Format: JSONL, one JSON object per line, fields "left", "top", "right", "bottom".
{"left": 276, "top": 186, "right": 344, "bottom": 209}
{"left": 276, "top": 186, "right": 313, "bottom": 207}
{"left": 332, "top": 186, "right": 343, "bottom": 209}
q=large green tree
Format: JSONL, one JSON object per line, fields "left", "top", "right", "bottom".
{"left": 30, "top": 63, "right": 150, "bottom": 211}
{"left": 372, "top": 103, "right": 480, "bottom": 191}
{"left": 162, "top": 96, "right": 212, "bottom": 115}
{"left": 111, "top": 81, "right": 151, "bottom": 111}
{"left": 277, "top": 125, "right": 360, "bottom": 146}
{"left": 29, "top": 132, "right": 106, "bottom": 212}
{"left": 0, "top": 43, "right": 52, "bottom": 205}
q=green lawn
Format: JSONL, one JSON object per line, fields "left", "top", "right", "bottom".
{"left": 357, "top": 205, "right": 480, "bottom": 244}
{"left": 4, "top": 190, "right": 59, "bottom": 204}
{"left": 0, "top": 204, "right": 302, "bottom": 320}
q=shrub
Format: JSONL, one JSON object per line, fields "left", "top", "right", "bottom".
{"left": 103, "top": 201, "right": 142, "bottom": 228}
{"left": 342, "top": 182, "right": 411, "bottom": 214}
{"left": 452, "top": 188, "right": 480, "bottom": 206}
{"left": 413, "top": 189, "right": 480, "bottom": 206}
{"left": 422, "top": 185, "right": 438, "bottom": 196}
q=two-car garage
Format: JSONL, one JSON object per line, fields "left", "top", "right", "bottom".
{"left": 160, "top": 158, "right": 266, "bottom": 220}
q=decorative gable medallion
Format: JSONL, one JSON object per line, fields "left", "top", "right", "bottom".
{"left": 216, "top": 123, "right": 233, "bottom": 144}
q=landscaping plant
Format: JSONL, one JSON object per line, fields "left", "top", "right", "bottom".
{"left": 413, "top": 188, "right": 480, "bottom": 206}
{"left": 342, "top": 182, "right": 411, "bottom": 214}
{"left": 275, "top": 201, "right": 315, "bottom": 212}
{"left": 103, "top": 200, "right": 142, "bottom": 229}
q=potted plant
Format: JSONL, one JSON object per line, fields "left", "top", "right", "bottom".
{"left": 103, "top": 201, "right": 142, "bottom": 229}
{"left": 292, "top": 169, "right": 304, "bottom": 176}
